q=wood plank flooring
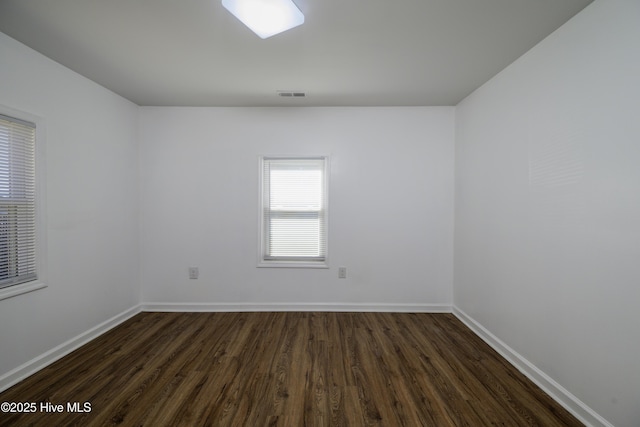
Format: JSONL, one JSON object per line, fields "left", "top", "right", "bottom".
{"left": 0, "top": 312, "right": 583, "bottom": 426}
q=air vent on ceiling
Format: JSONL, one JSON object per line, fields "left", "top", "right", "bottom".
{"left": 277, "top": 91, "right": 306, "bottom": 98}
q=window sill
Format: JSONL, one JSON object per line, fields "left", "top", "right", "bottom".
{"left": 258, "top": 261, "right": 329, "bottom": 269}
{"left": 0, "top": 280, "right": 47, "bottom": 301}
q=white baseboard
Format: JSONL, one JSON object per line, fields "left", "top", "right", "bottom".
{"left": 142, "top": 302, "right": 452, "bottom": 313}
{"left": 452, "top": 306, "right": 613, "bottom": 427}
{"left": 0, "top": 304, "right": 142, "bottom": 393}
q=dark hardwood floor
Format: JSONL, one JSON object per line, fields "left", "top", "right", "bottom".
{"left": 0, "top": 312, "right": 582, "bottom": 426}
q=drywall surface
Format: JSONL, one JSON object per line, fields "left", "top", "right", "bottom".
{"left": 139, "top": 107, "right": 454, "bottom": 309}
{"left": 454, "top": 0, "right": 640, "bottom": 425}
{"left": 0, "top": 32, "right": 139, "bottom": 378}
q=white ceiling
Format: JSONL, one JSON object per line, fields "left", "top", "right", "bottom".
{"left": 0, "top": 0, "right": 592, "bottom": 107}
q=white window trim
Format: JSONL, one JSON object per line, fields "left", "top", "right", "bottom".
{"left": 0, "top": 105, "right": 47, "bottom": 301}
{"left": 257, "top": 155, "right": 330, "bottom": 269}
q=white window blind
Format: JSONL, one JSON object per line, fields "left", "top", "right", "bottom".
{"left": 261, "top": 157, "right": 328, "bottom": 264}
{"left": 0, "top": 114, "right": 37, "bottom": 289}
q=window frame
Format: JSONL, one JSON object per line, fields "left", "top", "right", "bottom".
{"left": 258, "top": 155, "right": 329, "bottom": 269}
{"left": 0, "top": 105, "right": 47, "bottom": 301}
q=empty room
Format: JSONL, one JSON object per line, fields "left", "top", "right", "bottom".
{"left": 0, "top": 0, "right": 638, "bottom": 426}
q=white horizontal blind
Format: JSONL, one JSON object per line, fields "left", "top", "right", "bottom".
{"left": 0, "top": 114, "right": 37, "bottom": 289}
{"left": 262, "top": 157, "right": 327, "bottom": 262}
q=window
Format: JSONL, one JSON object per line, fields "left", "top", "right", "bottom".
{"left": 0, "top": 114, "right": 37, "bottom": 289}
{"left": 259, "top": 156, "right": 328, "bottom": 267}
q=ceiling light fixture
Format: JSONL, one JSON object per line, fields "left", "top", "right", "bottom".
{"left": 222, "top": 0, "right": 304, "bottom": 39}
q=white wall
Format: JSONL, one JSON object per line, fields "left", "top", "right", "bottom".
{"left": 0, "top": 33, "right": 139, "bottom": 381}
{"left": 139, "top": 107, "right": 454, "bottom": 309}
{"left": 454, "top": 1, "right": 640, "bottom": 426}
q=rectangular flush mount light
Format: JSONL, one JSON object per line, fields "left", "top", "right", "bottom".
{"left": 222, "top": 0, "right": 304, "bottom": 39}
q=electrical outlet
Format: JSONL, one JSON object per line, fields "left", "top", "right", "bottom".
{"left": 338, "top": 267, "right": 347, "bottom": 279}
{"left": 188, "top": 267, "right": 199, "bottom": 279}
